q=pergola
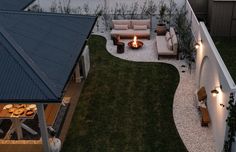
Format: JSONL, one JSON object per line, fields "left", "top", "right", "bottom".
{"left": 0, "top": 10, "right": 96, "bottom": 151}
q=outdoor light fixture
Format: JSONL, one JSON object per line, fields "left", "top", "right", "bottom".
{"left": 211, "top": 89, "right": 219, "bottom": 97}
{"left": 220, "top": 103, "right": 225, "bottom": 107}
{"left": 195, "top": 43, "right": 200, "bottom": 49}
{"left": 211, "top": 85, "right": 222, "bottom": 97}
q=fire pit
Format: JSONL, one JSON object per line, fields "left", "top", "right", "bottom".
{"left": 128, "top": 36, "right": 144, "bottom": 49}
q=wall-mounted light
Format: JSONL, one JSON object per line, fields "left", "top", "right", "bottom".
{"left": 211, "top": 89, "right": 219, "bottom": 97}
{"left": 195, "top": 39, "right": 203, "bottom": 50}
{"left": 195, "top": 43, "right": 200, "bottom": 49}
{"left": 211, "top": 85, "right": 222, "bottom": 97}
{"left": 220, "top": 103, "right": 225, "bottom": 107}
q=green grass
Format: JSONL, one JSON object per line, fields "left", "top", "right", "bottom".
{"left": 214, "top": 37, "right": 236, "bottom": 82}
{"left": 62, "top": 35, "right": 187, "bottom": 152}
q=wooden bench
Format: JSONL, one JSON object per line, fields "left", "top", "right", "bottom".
{"left": 195, "top": 87, "right": 211, "bottom": 126}
{"left": 44, "top": 104, "right": 61, "bottom": 127}
{"left": 200, "top": 107, "right": 210, "bottom": 127}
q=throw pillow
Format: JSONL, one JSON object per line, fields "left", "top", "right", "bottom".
{"left": 172, "top": 35, "right": 178, "bottom": 52}
{"left": 132, "top": 19, "right": 150, "bottom": 28}
{"left": 165, "top": 32, "right": 171, "bottom": 41}
{"left": 170, "top": 27, "right": 176, "bottom": 37}
{"left": 167, "top": 39, "right": 173, "bottom": 50}
{"left": 133, "top": 25, "right": 147, "bottom": 30}
{"left": 112, "top": 20, "right": 131, "bottom": 28}
{"left": 114, "top": 24, "right": 128, "bottom": 30}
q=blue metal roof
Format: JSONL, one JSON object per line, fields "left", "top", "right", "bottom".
{"left": 0, "top": 11, "right": 96, "bottom": 103}
{"left": 0, "top": 0, "right": 35, "bottom": 10}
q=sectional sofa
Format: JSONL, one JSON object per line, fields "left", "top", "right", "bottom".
{"left": 110, "top": 19, "right": 151, "bottom": 39}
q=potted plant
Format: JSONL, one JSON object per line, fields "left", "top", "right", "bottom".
{"left": 156, "top": 1, "right": 167, "bottom": 35}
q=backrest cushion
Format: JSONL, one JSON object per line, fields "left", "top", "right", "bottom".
{"left": 114, "top": 24, "right": 129, "bottom": 30}
{"left": 197, "top": 87, "right": 207, "bottom": 101}
{"left": 133, "top": 25, "right": 148, "bottom": 30}
{"left": 167, "top": 39, "right": 173, "bottom": 50}
{"left": 169, "top": 27, "right": 176, "bottom": 37}
{"left": 165, "top": 32, "right": 171, "bottom": 41}
{"left": 131, "top": 19, "right": 150, "bottom": 29}
{"left": 172, "top": 35, "right": 178, "bottom": 53}
{"left": 112, "top": 20, "right": 131, "bottom": 28}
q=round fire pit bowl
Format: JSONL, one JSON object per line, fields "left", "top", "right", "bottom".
{"left": 128, "top": 41, "right": 144, "bottom": 49}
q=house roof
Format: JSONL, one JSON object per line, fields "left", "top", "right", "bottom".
{"left": 0, "top": 11, "right": 96, "bottom": 103}
{"left": 0, "top": 0, "right": 35, "bottom": 11}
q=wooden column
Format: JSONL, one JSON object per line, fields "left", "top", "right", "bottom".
{"left": 37, "top": 104, "right": 50, "bottom": 152}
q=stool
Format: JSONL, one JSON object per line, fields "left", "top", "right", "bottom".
{"left": 117, "top": 42, "right": 125, "bottom": 53}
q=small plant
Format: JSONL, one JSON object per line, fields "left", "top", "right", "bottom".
{"left": 140, "top": 0, "right": 148, "bottom": 18}
{"left": 130, "top": 2, "right": 139, "bottom": 19}
{"left": 50, "top": 1, "right": 57, "bottom": 13}
{"left": 94, "top": 6, "right": 103, "bottom": 32}
{"left": 120, "top": 3, "right": 128, "bottom": 19}
{"left": 224, "top": 93, "right": 236, "bottom": 152}
{"left": 167, "top": 0, "right": 177, "bottom": 26}
{"left": 29, "top": 4, "right": 43, "bottom": 12}
{"left": 146, "top": 0, "right": 157, "bottom": 15}
{"left": 174, "top": 3, "right": 196, "bottom": 69}
{"left": 63, "top": 0, "right": 72, "bottom": 14}
{"left": 83, "top": 3, "right": 89, "bottom": 14}
{"left": 158, "top": 0, "right": 167, "bottom": 25}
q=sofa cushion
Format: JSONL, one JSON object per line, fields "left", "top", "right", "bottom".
{"left": 112, "top": 20, "right": 131, "bottom": 28}
{"left": 131, "top": 19, "right": 150, "bottom": 29}
{"left": 165, "top": 32, "right": 171, "bottom": 41}
{"left": 167, "top": 39, "right": 173, "bottom": 50}
{"left": 170, "top": 27, "right": 176, "bottom": 37}
{"left": 111, "top": 29, "right": 150, "bottom": 38}
{"left": 114, "top": 24, "right": 128, "bottom": 30}
{"left": 133, "top": 25, "right": 147, "bottom": 30}
{"left": 172, "top": 35, "right": 178, "bottom": 53}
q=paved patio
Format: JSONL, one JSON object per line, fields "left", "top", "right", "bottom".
{"left": 93, "top": 31, "right": 216, "bottom": 152}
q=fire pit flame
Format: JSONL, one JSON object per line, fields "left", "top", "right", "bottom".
{"left": 128, "top": 36, "right": 144, "bottom": 49}
{"left": 133, "top": 36, "right": 138, "bottom": 48}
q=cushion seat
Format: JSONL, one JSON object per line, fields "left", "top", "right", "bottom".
{"left": 111, "top": 29, "right": 150, "bottom": 38}
{"left": 156, "top": 36, "right": 177, "bottom": 55}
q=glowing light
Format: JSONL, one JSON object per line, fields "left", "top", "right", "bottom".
{"left": 195, "top": 43, "right": 200, "bottom": 49}
{"left": 132, "top": 36, "right": 138, "bottom": 48}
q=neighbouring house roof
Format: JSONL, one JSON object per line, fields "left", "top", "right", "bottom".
{"left": 0, "top": 0, "right": 35, "bottom": 11}
{"left": 0, "top": 11, "right": 96, "bottom": 103}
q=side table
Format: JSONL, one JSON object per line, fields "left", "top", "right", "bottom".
{"left": 117, "top": 42, "right": 125, "bottom": 54}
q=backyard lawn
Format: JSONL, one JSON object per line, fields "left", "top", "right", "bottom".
{"left": 214, "top": 37, "right": 236, "bottom": 82}
{"left": 62, "top": 35, "right": 187, "bottom": 152}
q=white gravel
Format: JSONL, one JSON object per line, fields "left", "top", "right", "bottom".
{"left": 92, "top": 31, "right": 217, "bottom": 152}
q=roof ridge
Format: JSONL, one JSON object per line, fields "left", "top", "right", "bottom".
{"left": 0, "top": 10, "right": 96, "bottom": 18}
{"left": 21, "top": 0, "right": 36, "bottom": 10}
{"left": 0, "top": 25, "right": 59, "bottom": 99}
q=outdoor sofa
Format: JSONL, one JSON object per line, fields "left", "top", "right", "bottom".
{"left": 156, "top": 27, "right": 178, "bottom": 59}
{"left": 110, "top": 19, "right": 151, "bottom": 39}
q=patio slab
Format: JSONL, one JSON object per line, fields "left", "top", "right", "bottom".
{"left": 93, "top": 31, "right": 217, "bottom": 152}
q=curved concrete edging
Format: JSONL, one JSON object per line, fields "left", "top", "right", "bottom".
{"left": 92, "top": 33, "right": 216, "bottom": 152}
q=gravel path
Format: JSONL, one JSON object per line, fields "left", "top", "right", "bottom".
{"left": 93, "top": 31, "right": 217, "bottom": 152}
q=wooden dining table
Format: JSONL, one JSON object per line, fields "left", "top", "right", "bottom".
{"left": 0, "top": 104, "right": 38, "bottom": 140}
